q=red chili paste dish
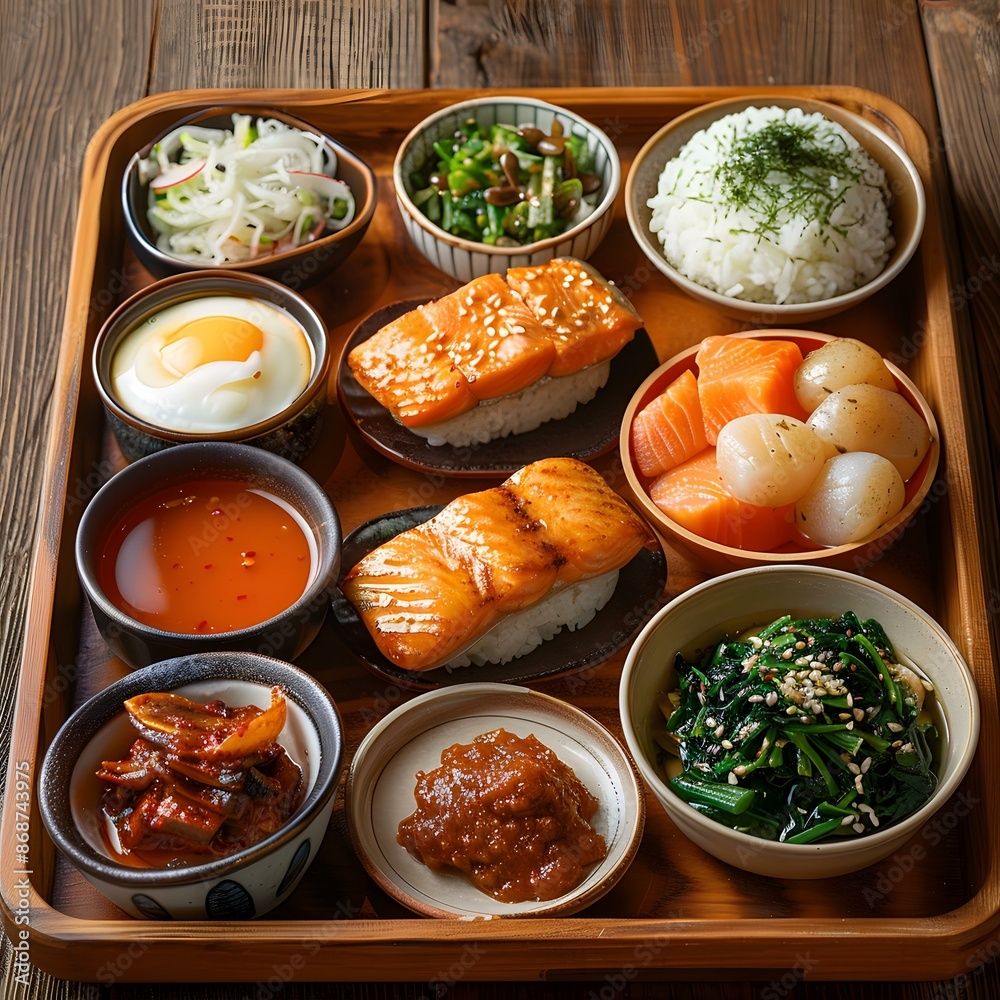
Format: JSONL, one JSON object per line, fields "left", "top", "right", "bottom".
{"left": 96, "top": 477, "right": 315, "bottom": 634}
{"left": 397, "top": 727, "right": 607, "bottom": 903}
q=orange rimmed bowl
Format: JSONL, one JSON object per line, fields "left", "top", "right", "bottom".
{"left": 618, "top": 330, "right": 940, "bottom": 573}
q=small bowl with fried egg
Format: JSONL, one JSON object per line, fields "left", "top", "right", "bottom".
{"left": 94, "top": 270, "right": 330, "bottom": 463}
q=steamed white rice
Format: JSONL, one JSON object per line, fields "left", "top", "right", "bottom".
{"left": 410, "top": 361, "right": 611, "bottom": 448}
{"left": 444, "top": 569, "right": 619, "bottom": 671}
{"left": 648, "top": 106, "right": 894, "bottom": 305}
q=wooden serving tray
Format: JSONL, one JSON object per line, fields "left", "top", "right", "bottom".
{"left": 3, "top": 87, "right": 998, "bottom": 984}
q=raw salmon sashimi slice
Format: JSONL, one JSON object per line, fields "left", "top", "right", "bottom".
{"left": 696, "top": 336, "right": 807, "bottom": 444}
{"left": 347, "top": 308, "right": 478, "bottom": 428}
{"left": 631, "top": 369, "right": 708, "bottom": 479}
{"left": 506, "top": 258, "right": 642, "bottom": 377}
{"left": 420, "top": 273, "right": 556, "bottom": 402}
{"left": 341, "top": 457, "right": 654, "bottom": 670}
{"left": 649, "top": 447, "right": 796, "bottom": 551}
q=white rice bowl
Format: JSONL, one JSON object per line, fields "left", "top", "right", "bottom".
{"left": 647, "top": 106, "right": 894, "bottom": 305}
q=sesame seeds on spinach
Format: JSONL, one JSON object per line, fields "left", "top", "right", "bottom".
{"left": 655, "top": 611, "right": 938, "bottom": 844}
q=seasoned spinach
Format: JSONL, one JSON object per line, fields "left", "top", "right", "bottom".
{"left": 656, "top": 612, "right": 937, "bottom": 844}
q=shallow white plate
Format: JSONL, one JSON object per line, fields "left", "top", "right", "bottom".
{"left": 345, "top": 683, "right": 644, "bottom": 918}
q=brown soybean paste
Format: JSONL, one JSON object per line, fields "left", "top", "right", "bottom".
{"left": 397, "top": 728, "right": 607, "bottom": 903}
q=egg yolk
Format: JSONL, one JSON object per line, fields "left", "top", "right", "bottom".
{"left": 135, "top": 316, "right": 265, "bottom": 388}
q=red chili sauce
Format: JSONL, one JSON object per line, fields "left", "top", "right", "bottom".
{"left": 96, "top": 477, "right": 313, "bottom": 635}
{"left": 397, "top": 728, "right": 607, "bottom": 903}
{"left": 97, "top": 687, "right": 303, "bottom": 868}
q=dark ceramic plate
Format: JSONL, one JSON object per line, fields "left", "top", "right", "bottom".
{"left": 331, "top": 505, "right": 668, "bottom": 690}
{"left": 336, "top": 299, "right": 660, "bottom": 478}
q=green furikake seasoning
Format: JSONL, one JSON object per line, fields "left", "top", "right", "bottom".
{"left": 655, "top": 612, "right": 937, "bottom": 844}
{"left": 711, "top": 119, "right": 866, "bottom": 239}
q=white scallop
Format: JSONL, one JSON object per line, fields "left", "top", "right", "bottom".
{"left": 716, "top": 413, "right": 835, "bottom": 507}
{"left": 795, "top": 452, "right": 905, "bottom": 546}
{"left": 805, "top": 383, "right": 931, "bottom": 480}
{"left": 794, "top": 338, "right": 897, "bottom": 413}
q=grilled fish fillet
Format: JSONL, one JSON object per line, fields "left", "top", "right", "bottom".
{"left": 340, "top": 458, "right": 654, "bottom": 671}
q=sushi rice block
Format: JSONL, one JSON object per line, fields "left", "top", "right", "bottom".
{"left": 347, "top": 258, "right": 643, "bottom": 447}
{"left": 340, "top": 457, "right": 655, "bottom": 672}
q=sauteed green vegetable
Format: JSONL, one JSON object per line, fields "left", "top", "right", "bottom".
{"left": 409, "top": 117, "right": 601, "bottom": 246}
{"left": 655, "top": 612, "right": 937, "bottom": 844}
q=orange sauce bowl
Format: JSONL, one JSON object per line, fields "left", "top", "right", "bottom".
{"left": 76, "top": 441, "right": 341, "bottom": 668}
{"left": 618, "top": 330, "right": 940, "bottom": 573}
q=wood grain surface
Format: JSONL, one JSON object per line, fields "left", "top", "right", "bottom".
{"left": 2, "top": 1, "right": 997, "bottom": 998}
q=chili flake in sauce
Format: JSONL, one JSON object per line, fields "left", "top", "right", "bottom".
{"left": 397, "top": 728, "right": 607, "bottom": 903}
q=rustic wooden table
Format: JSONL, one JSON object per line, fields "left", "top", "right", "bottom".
{"left": 2, "top": 1, "right": 997, "bottom": 997}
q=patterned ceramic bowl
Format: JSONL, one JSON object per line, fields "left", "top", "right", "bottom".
{"left": 38, "top": 652, "right": 343, "bottom": 920}
{"left": 393, "top": 96, "right": 621, "bottom": 282}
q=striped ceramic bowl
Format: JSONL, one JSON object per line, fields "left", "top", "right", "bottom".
{"left": 393, "top": 96, "right": 621, "bottom": 282}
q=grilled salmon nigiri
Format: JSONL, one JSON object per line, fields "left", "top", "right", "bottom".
{"left": 340, "top": 457, "right": 654, "bottom": 671}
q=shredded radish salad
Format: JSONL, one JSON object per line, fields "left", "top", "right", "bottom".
{"left": 140, "top": 114, "right": 356, "bottom": 263}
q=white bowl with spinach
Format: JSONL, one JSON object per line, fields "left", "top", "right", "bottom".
{"left": 619, "top": 565, "right": 979, "bottom": 878}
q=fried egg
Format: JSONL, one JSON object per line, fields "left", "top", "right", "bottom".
{"left": 111, "top": 295, "right": 313, "bottom": 432}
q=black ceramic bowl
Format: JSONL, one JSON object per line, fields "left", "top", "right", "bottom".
{"left": 93, "top": 270, "right": 331, "bottom": 463}
{"left": 38, "top": 652, "right": 343, "bottom": 920}
{"left": 122, "top": 106, "right": 377, "bottom": 285}
{"left": 76, "top": 442, "right": 341, "bottom": 667}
